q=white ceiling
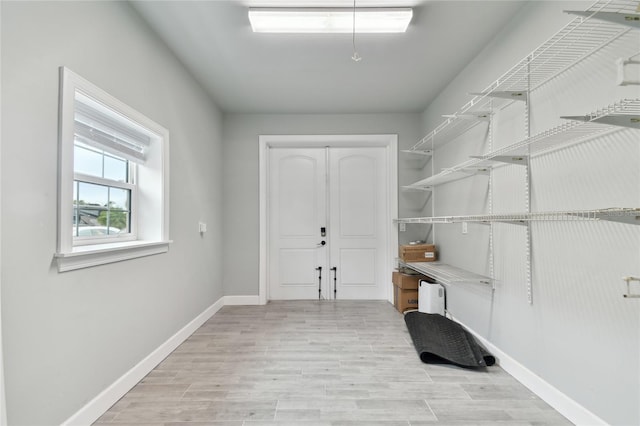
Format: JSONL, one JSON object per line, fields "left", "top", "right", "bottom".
{"left": 131, "top": 0, "right": 527, "bottom": 114}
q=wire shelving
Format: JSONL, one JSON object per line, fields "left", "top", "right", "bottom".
{"left": 403, "top": 99, "right": 640, "bottom": 190}
{"left": 397, "top": 0, "right": 640, "bottom": 300}
{"left": 396, "top": 208, "right": 640, "bottom": 226}
{"left": 399, "top": 261, "right": 492, "bottom": 286}
{"left": 406, "top": 0, "right": 638, "bottom": 154}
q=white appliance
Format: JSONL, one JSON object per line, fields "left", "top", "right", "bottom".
{"left": 418, "top": 280, "right": 445, "bottom": 315}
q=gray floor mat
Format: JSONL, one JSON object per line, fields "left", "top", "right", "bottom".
{"left": 404, "top": 311, "right": 495, "bottom": 368}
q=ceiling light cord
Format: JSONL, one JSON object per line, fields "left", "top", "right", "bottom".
{"left": 352, "top": 0, "right": 362, "bottom": 62}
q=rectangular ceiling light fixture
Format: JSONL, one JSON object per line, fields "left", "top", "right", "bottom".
{"left": 248, "top": 8, "right": 413, "bottom": 33}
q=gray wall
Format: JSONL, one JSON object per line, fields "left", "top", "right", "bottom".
{"left": 222, "top": 113, "right": 423, "bottom": 296}
{"left": 1, "top": 2, "right": 224, "bottom": 424}
{"left": 420, "top": 2, "right": 640, "bottom": 425}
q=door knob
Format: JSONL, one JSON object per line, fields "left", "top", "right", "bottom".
{"left": 317, "top": 240, "right": 326, "bottom": 246}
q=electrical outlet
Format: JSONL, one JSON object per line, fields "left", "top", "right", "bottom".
{"left": 399, "top": 222, "right": 406, "bottom": 232}
{"left": 462, "top": 221, "right": 468, "bottom": 234}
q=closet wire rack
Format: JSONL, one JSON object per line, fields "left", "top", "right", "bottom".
{"left": 398, "top": 261, "right": 492, "bottom": 286}
{"left": 407, "top": 0, "right": 638, "bottom": 153}
{"left": 395, "top": 207, "right": 640, "bottom": 226}
{"left": 404, "top": 99, "right": 640, "bottom": 190}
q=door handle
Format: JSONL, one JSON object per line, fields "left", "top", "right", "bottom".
{"left": 315, "top": 266, "right": 322, "bottom": 300}
{"left": 317, "top": 240, "right": 326, "bottom": 247}
{"left": 331, "top": 267, "right": 337, "bottom": 298}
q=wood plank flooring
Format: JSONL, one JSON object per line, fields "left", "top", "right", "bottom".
{"left": 94, "top": 300, "right": 572, "bottom": 426}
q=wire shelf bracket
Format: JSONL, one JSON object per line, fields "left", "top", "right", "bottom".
{"left": 470, "top": 155, "right": 529, "bottom": 165}
{"left": 401, "top": 149, "right": 433, "bottom": 156}
{"left": 401, "top": 186, "right": 433, "bottom": 193}
{"left": 560, "top": 114, "right": 640, "bottom": 129}
{"left": 469, "top": 91, "right": 528, "bottom": 102}
{"left": 459, "top": 167, "right": 490, "bottom": 176}
{"left": 565, "top": 10, "right": 640, "bottom": 29}
{"left": 442, "top": 111, "right": 493, "bottom": 122}
{"left": 593, "top": 209, "right": 640, "bottom": 225}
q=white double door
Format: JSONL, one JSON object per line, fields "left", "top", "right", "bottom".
{"left": 268, "top": 146, "right": 388, "bottom": 300}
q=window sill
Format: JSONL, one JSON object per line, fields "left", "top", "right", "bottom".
{"left": 55, "top": 240, "right": 172, "bottom": 272}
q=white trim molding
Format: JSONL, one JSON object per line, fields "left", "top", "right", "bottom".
{"left": 61, "top": 297, "right": 225, "bottom": 426}
{"left": 224, "top": 295, "right": 261, "bottom": 306}
{"left": 0, "top": 2, "right": 6, "bottom": 418}
{"left": 55, "top": 240, "right": 172, "bottom": 272}
{"left": 450, "top": 315, "right": 608, "bottom": 426}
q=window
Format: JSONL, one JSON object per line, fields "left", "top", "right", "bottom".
{"left": 73, "top": 143, "right": 133, "bottom": 242}
{"left": 56, "top": 68, "right": 170, "bottom": 272}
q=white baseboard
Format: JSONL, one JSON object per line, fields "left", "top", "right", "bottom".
{"left": 450, "top": 315, "right": 608, "bottom": 426}
{"left": 61, "top": 296, "right": 225, "bottom": 426}
{"left": 224, "top": 295, "right": 261, "bottom": 305}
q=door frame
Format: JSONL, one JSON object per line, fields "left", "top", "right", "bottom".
{"left": 259, "top": 134, "right": 398, "bottom": 305}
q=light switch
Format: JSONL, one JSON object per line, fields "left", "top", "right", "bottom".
{"left": 199, "top": 222, "right": 207, "bottom": 233}
{"left": 616, "top": 57, "right": 640, "bottom": 86}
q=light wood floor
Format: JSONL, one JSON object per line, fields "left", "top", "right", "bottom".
{"left": 94, "top": 300, "right": 572, "bottom": 425}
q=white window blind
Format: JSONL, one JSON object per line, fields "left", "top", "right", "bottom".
{"left": 74, "top": 92, "right": 150, "bottom": 163}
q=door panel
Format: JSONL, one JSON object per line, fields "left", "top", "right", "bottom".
{"left": 329, "top": 147, "right": 388, "bottom": 299}
{"left": 336, "top": 155, "right": 377, "bottom": 237}
{"left": 278, "top": 155, "right": 318, "bottom": 237}
{"left": 268, "top": 148, "right": 327, "bottom": 300}
{"left": 279, "top": 249, "right": 317, "bottom": 285}
{"left": 338, "top": 248, "right": 376, "bottom": 285}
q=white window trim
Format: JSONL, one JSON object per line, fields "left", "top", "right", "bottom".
{"left": 56, "top": 67, "right": 171, "bottom": 272}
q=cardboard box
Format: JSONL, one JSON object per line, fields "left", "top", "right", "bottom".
{"left": 399, "top": 244, "right": 437, "bottom": 262}
{"left": 392, "top": 271, "right": 432, "bottom": 290}
{"left": 394, "top": 286, "right": 419, "bottom": 312}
